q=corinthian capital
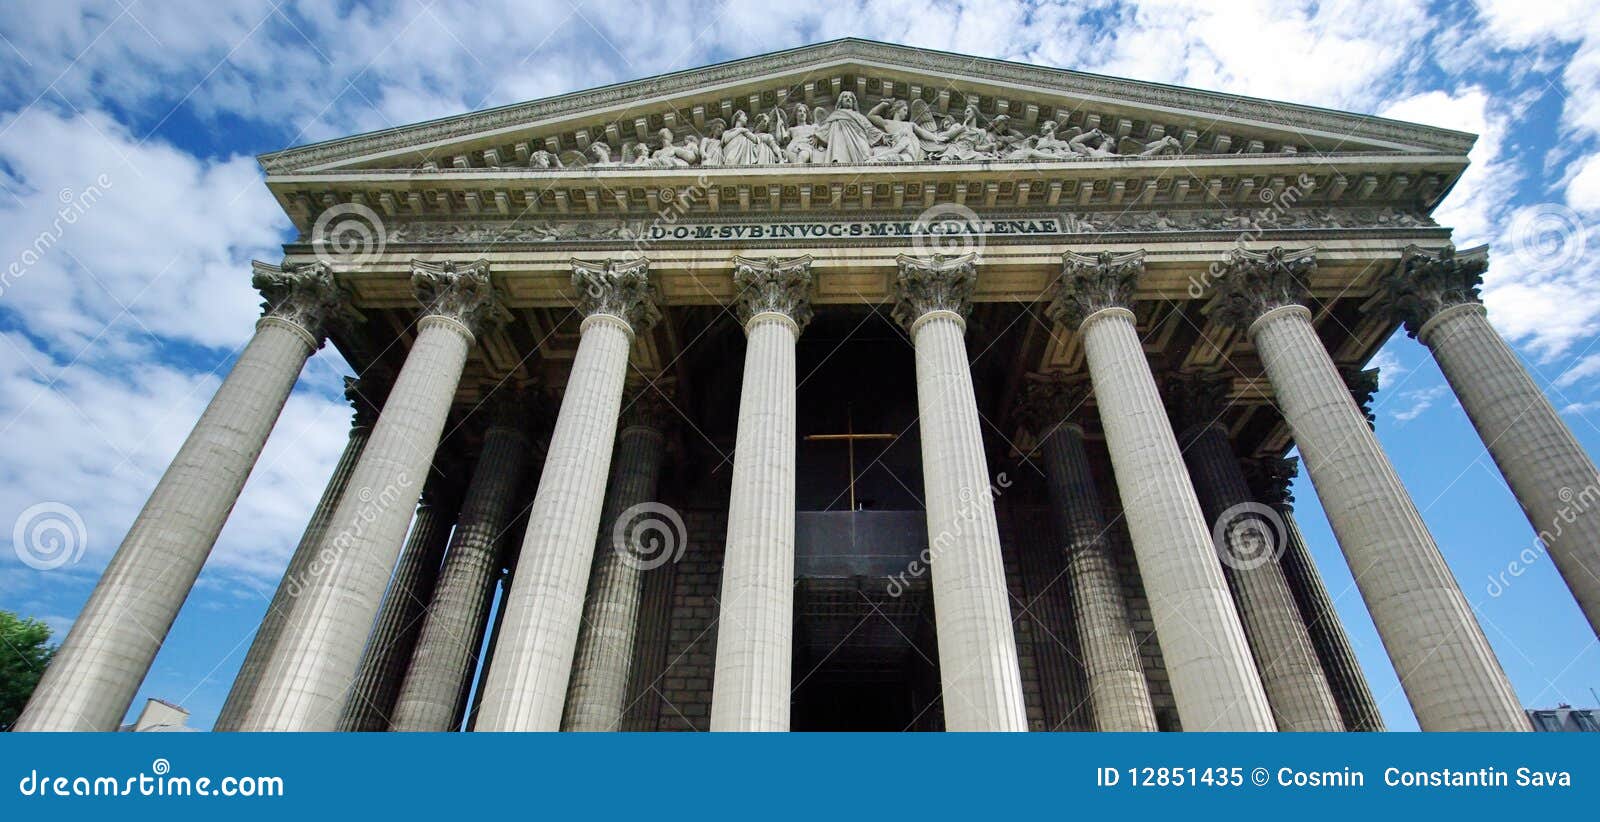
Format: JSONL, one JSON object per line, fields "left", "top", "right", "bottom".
{"left": 1162, "top": 370, "right": 1231, "bottom": 438}
{"left": 1341, "top": 365, "right": 1380, "bottom": 429}
{"left": 343, "top": 374, "right": 388, "bottom": 429}
{"left": 1047, "top": 250, "right": 1144, "bottom": 329}
{"left": 733, "top": 255, "right": 814, "bottom": 331}
{"left": 892, "top": 252, "right": 977, "bottom": 331}
{"left": 1241, "top": 456, "right": 1299, "bottom": 510}
{"left": 571, "top": 257, "right": 661, "bottom": 332}
{"left": 412, "top": 259, "right": 512, "bottom": 338}
{"left": 1386, "top": 245, "right": 1487, "bottom": 337}
{"left": 251, "top": 260, "right": 360, "bottom": 345}
{"left": 1013, "top": 376, "right": 1090, "bottom": 441}
{"left": 1212, "top": 247, "right": 1316, "bottom": 329}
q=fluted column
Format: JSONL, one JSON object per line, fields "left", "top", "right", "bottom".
{"left": 1049, "top": 251, "right": 1274, "bottom": 732}
{"left": 338, "top": 467, "right": 459, "bottom": 731}
{"left": 1216, "top": 247, "right": 1525, "bottom": 731}
{"left": 1016, "top": 379, "right": 1158, "bottom": 731}
{"left": 1243, "top": 456, "right": 1386, "bottom": 732}
{"left": 564, "top": 388, "right": 673, "bottom": 731}
{"left": 1390, "top": 245, "right": 1600, "bottom": 635}
{"left": 709, "top": 256, "right": 812, "bottom": 732}
{"left": 214, "top": 377, "right": 382, "bottom": 731}
{"left": 16, "top": 262, "right": 353, "bottom": 732}
{"left": 475, "top": 258, "right": 659, "bottom": 731}
{"left": 240, "top": 259, "right": 509, "bottom": 731}
{"left": 390, "top": 390, "right": 534, "bottom": 731}
{"left": 892, "top": 253, "right": 1027, "bottom": 732}
{"left": 1166, "top": 372, "right": 1343, "bottom": 731}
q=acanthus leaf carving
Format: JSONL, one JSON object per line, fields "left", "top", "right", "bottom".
{"left": 1211, "top": 246, "right": 1317, "bottom": 329}
{"left": 892, "top": 252, "right": 978, "bottom": 330}
{"left": 1386, "top": 244, "right": 1487, "bottom": 337}
{"left": 411, "top": 258, "right": 512, "bottom": 338}
{"left": 570, "top": 257, "right": 661, "bottom": 332}
{"left": 732, "top": 255, "right": 814, "bottom": 330}
{"left": 251, "top": 259, "right": 362, "bottom": 345}
{"left": 1047, "top": 250, "right": 1145, "bottom": 329}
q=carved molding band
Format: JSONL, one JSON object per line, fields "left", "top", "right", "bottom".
{"left": 1047, "top": 250, "right": 1145, "bottom": 329}
{"left": 1387, "top": 244, "right": 1487, "bottom": 338}
{"left": 1212, "top": 246, "right": 1318, "bottom": 330}
{"left": 571, "top": 257, "right": 661, "bottom": 332}
{"left": 891, "top": 252, "right": 978, "bottom": 331}
{"left": 412, "top": 258, "right": 512, "bottom": 339}
{"left": 732, "top": 255, "right": 815, "bottom": 331}
{"left": 251, "top": 260, "right": 360, "bottom": 346}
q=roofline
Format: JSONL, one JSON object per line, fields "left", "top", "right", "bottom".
{"left": 259, "top": 37, "right": 1476, "bottom": 171}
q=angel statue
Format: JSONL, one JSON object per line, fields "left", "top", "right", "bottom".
{"left": 783, "top": 105, "right": 826, "bottom": 164}
{"left": 698, "top": 118, "right": 727, "bottom": 166}
{"left": 866, "top": 99, "right": 948, "bottom": 162}
{"left": 816, "top": 91, "right": 887, "bottom": 164}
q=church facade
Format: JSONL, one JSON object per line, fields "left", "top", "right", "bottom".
{"left": 17, "top": 39, "right": 1600, "bottom": 733}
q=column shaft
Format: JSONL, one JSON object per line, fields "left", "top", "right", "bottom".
{"left": 1039, "top": 428, "right": 1159, "bottom": 731}
{"left": 564, "top": 423, "right": 669, "bottom": 731}
{"left": 391, "top": 426, "right": 528, "bottom": 732}
{"left": 1181, "top": 427, "right": 1343, "bottom": 731}
{"left": 1279, "top": 509, "right": 1386, "bottom": 731}
{"left": 338, "top": 494, "right": 454, "bottom": 731}
{"left": 1251, "top": 304, "right": 1525, "bottom": 730}
{"left": 474, "top": 316, "right": 634, "bottom": 731}
{"left": 1422, "top": 303, "right": 1600, "bottom": 634}
{"left": 910, "top": 312, "right": 1028, "bottom": 732}
{"left": 16, "top": 318, "right": 316, "bottom": 731}
{"left": 240, "top": 318, "right": 473, "bottom": 730}
{"left": 710, "top": 315, "right": 800, "bottom": 731}
{"left": 214, "top": 415, "right": 370, "bottom": 731}
{"left": 1081, "top": 309, "right": 1274, "bottom": 731}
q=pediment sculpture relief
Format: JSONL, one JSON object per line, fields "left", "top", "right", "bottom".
{"left": 421, "top": 91, "right": 1195, "bottom": 172}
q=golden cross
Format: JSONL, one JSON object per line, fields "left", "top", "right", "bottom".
{"left": 803, "top": 405, "right": 895, "bottom": 511}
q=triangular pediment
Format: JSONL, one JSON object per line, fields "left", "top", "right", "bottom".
{"left": 260, "top": 39, "right": 1473, "bottom": 175}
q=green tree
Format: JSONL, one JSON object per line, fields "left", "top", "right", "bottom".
{"left": 0, "top": 611, "right": 56, "bottom": 731}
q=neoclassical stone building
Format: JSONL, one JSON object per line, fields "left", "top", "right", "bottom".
{"left": 18, "top": 39, "right": 1599, "bottom": 733}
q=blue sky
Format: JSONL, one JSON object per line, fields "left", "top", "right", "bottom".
{"left": 1, "top": 0, "right": 1598, "bottom": 732}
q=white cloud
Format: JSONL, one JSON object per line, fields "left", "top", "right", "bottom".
{"left": 1554, "top": 352, "right": 1600, "bottom": 389}
{"left": 1391, "top": 384, "right": 1451, "bottom": 423}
